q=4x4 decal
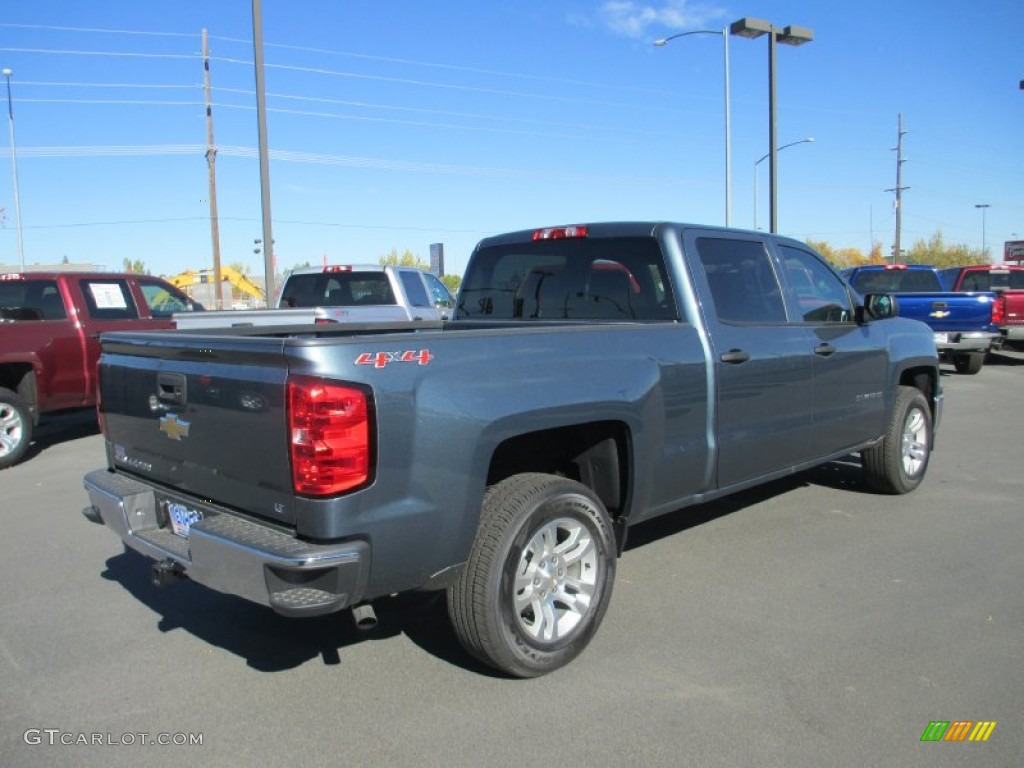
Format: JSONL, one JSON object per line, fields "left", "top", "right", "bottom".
{"left": 355, "top": 350, "right": 434, "bottom": 368}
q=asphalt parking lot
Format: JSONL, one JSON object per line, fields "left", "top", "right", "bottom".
{"left": 2, "top": 355, "right": 1022, "bottom": 767}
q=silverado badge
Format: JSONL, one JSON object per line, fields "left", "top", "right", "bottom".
{"left": 159, "top": 413, "right": 191, "bottom": 441}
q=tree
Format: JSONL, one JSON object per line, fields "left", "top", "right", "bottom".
{"left": 122, "top": 258, "right": 148, "bottom": 274}
{"left": 904, "top": 230, "right": 986, "bottom": 268}
{"left": 379, "top": 248, "right": 428, "bottom": 269}
{"left": 441, "top": 274, "right": 462, "bottom": 294}
{"left": 806, "top": 239, "right": 877, "bottom": 268}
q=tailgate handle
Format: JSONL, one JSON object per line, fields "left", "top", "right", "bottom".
{"left": 157, "top": 372, "right": 187, "bottom": 405}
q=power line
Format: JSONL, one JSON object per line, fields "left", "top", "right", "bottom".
{"left": 18, "top": 80, "right": 199, "bottom": 90}
{"left": 0, "top": 21, "right": 673, "bottom": 97}
{"left": 0, "top": 46, "right": 198, "bottom": 60}
{"left": 0, "top": 22, "right": 196, "bottom": 39}
{"left": 12, "top": 143, "right": 694, "bottom": 186}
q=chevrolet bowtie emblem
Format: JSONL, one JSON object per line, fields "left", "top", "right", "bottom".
{"left": 159, "top": 413, "right": 191, "bottom": 441}
{"left": 929, "top": 310, "right": 951, "bottom": 318}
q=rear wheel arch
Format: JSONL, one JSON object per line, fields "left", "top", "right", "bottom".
{"left": 486, "top": 420, "right": 632, "bottom": 519}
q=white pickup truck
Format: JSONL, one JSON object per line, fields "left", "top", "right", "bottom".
{"left": 173, "top": 265, "right": 455, "bottom": 329}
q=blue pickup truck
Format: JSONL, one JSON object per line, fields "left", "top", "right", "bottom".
{"left": 843, "top": 264, "right": 1000, "bottom": 374}
{"left": 82, "top": 222, "right": 942, "bottom": 677}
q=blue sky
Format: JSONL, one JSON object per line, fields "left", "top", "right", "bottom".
{"left": 0, "top": 0, "right": 1021, "bottom": 280}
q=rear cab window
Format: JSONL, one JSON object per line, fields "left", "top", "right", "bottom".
{"left": 458, "top": 237, "right": 677, "bottom": 321}
{"left": 849, "top": 268, "right": 942, "bottom": 294}
{"left": 282, "top": 272, "right": 397, "bottom": 308}
{"left": 0, "top": 278, "right": 68, "bottom": 321}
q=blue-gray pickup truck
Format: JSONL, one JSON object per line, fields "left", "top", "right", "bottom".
{"left": 83, "top": 222, "right": 942, "bottom": 677}
{"left": 843, "top": 264, "right": 1000, "bottom": 374}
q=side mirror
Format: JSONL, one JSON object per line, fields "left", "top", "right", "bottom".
{"left": 859, "top": 293, "right": 898, "bottom": 322}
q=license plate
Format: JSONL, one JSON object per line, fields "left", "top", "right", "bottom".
{"left": 167, "top": 501, "right": 203, "bottom": 538}
{"left": 933, "top": 333, "right": 949, "bottom": 345}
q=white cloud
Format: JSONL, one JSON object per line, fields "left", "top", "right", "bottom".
{"left": 597, "top": 0, "right": 721, "bottom": 39}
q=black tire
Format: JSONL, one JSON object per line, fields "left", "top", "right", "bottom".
{"left": 861, "top": 386, "right": 932, "bottom": 494}
{"left": 0, "top": 386, "right": 34, "bottom": 469}
{"left": 447, "top": 473, "right": 617, "bottom": 678}
{"left": 953, "top": 353, "right": 984, "bottom": 375}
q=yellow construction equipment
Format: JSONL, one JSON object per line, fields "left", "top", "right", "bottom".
{"left": 167, "top": 267, "right": 266, "bottom": 308}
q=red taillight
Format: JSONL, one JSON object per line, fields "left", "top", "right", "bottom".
{"left": 288, "top": 376, "right": 373, "bottom": 496}
{"left": 991, "top": 295, "right": 1006, "bottom": 325}
{"left": 532, "top": 225, "right": 589, "bottom": 241}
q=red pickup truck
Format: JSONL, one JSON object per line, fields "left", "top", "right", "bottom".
{"left": 0, "top": 271, "right": 201, "bottom": 468}
{"left": 941, "top": 265, "right": 1024, "bottom": 350}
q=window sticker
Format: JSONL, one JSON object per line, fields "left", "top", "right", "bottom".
{"left": 87, "top": 282, "right": 129, "bottom": 309}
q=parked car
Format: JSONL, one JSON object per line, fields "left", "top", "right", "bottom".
{"left": 83, "top": 222, "right": 941, "bottom": 677}
{"left": 0, "top": 271, "right": 201, "bottom": 468}
{"left": 939, "top": 264, "right": 1024, "bottom": 350}
{"left": 174, "top": 265, "right": 455, "bottom": 329}
{"left": 843, "top": 264, "right": 1000, "bottom": 373}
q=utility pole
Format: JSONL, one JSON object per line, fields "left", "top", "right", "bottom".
{"left": 202, "top": 29, "right": 224, "bottom": 309}
{"left": 885, "top": 113, "right": 909, "bottom": 263}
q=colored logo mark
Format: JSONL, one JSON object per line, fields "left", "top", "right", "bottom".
{"left": 920, "top": 721, "right": 997, "bottom": 742}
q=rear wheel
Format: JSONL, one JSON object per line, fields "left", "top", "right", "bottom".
{"left": 447, "top": 473, "right": 617, "bottom": 678}
{"left": 0, "top": 387, "right": 33, "bottom": 469}
{"left": 953, "top": 352, "right": 984, "bottom": 375}
{"left": 861, "top": 386, "right": 932, "bottom": 494}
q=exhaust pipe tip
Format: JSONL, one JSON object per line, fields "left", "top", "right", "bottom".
{"left": 352, "top": 603, "right": 378, "bottom": 631}
{"left": 81, "top": 505, "right": 103, "bottom": 525}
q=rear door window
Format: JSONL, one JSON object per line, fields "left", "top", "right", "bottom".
{"left": 695, "top": 237, "right": 787, "bottom": 323}
{"left": 398, "top": 271, "right": 430, "bottom": 308}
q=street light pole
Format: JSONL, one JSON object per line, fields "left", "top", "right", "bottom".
{"left": 730, "top": 18, "right": 813, "bottom": 233}
{"left": 252, "top": 0, "right": 276, "bottom": 305}
{"left": 2, "top": 68, "right": 25, "bottom": 271}
{"left": 975, "top": 203, "right": 990, "bottom": 257}
{"left": 654, "top": 28, "right": 731, "bottom": 226}
{"left": 754, "top": 138, "right": 813, "bottom": 230}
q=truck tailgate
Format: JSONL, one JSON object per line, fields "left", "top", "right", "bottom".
{"left": 98, "top": 332, "right": 298, "bottom": 526}
{"left": 895, "top": 292, "right": 997, "bottom": 332}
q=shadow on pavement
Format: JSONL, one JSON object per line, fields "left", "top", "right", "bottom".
{"left": 101, "top": 548, "right": 498, "bottom": 676}
{"left": 98, "top": 454, "right": 878, "bottom": 675}
{"left": 23, "top": 408, "right": 99, "bottom": 463}
{"left": 625, "top": 455, "right": 870, "bottom": 552}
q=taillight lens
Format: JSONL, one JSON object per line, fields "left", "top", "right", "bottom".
{"left": 288, "top": 376, "right": 373, "bottom": 496}
{"left": 991, "top": 295, "right": 1006, "bottom": 326}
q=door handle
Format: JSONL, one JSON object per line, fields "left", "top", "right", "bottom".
{"left": 720, "top": 349, "right": 750, "bottom": 364}
{"left": 814, "top": 343, "right": 837, "bottom": 357}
